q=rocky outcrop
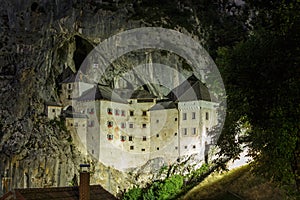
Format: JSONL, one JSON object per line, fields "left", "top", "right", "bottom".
{"left": 0, "top": 0, "right": 212, "bottom": 197}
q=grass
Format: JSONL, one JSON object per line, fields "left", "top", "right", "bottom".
{"left": 181, "top": 165, "right": 299, "bottom": 200}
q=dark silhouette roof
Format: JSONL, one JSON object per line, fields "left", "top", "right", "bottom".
{"left": 0, "top": 185, "right": 117, "bottom": 200}
{"left": 167, "top": 74, "right": 211, "bottom": 102}
{"left": 149, "top": 101, "right": 177, "bottom": 111}
{"left": 130, "top": 90, "right": 156, "bottom": 99}
{"left": 76, "top": 85, "right": 126, "bottom": 103}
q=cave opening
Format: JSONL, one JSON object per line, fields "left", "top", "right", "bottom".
{"left": 73, "top": 35, "right": 94, "bottom": 73}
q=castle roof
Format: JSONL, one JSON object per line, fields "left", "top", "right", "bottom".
{"left": 167, "top": 74, "right": 211, "bottom": 102}
{"left": 76, "top": 85, "right": 126, "bottom": 103}
{"left": 0, "top": 185, "right": 117, "bottom": 200}
{"left": 149, "top": 101, "right": 177, "bottom": 111}
{"left": 130, "top": 89, "right": 156, "bottom": 99}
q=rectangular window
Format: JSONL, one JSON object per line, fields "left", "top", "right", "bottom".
{"left": 68, "top": 84, "right": 72, "bottom": 89}
{"left": 142, "top": 111, "right": 147, "bottom": 116}
{"left": 130, "top": 146, "right": 134, "bottom": 150}
{"left": 52, "top": 109, "right": 55, "bottom": 112}
{"left": 156, "top": 119, "right": 159, "bottom": 123}
{"left": 141, "top": 148, "right": 145, "bottom": 152}
{"left": 142, "top": 124, "right": 147, "bottom": 128}
{"left": 183, "top": 113, "right": 187, "bottom": 120}
{"left": 129, "top": 110, "right": 134, "bottom": 116}
{"left": 182, "top": 128, "right": 187, "bottom": 135}
{"left": 174, "top": 132, "right": 177, "bottom": 136}
{"left": 175, "top": 146, "right": 178, "bottom": 150}
{"left": 121, "top": 136, "right": 126, "bottom": 142}
{"left": 129, "top": 136, "right": 133, "bottom": 141}
{"left": 206, "top": 127, "right": 209, "bottom": 133}
{"left": 93, "top": 63, "right": 99, "bottom": 68}
{"left": 67, "top": 95, "right": 71, "bottom": 99}
{"left": 90, "top": 108, "right": 94, "bottom": 114}
{"left": 193, "top": 145, "right": 196, "bottom": 149}
{"left": 115, "top": 109, "right": 120, "bottom": 116}
{"left": 107, "top": 134, "right": 113, "bottom": 140}
{"left": 156, "top": 134, "right": 159, "bottom": 138}
{"left": 157, "top": 147, "right": 159, "bottom": 150}
{"left": 129, "top": 123, "right": 134, "bottom": 128}
{"left": 121, "top": 122, "right": 126, "bottom": 128}
{"left": 205, "top": 112, "right": 209, "bottom": 120}
{"left": 192, "top": 112, "right": 196, "bottom": 119}
{"left": 121, "top": 110, "right": 126, "bottom": 116}
{"left": 143, "top": 136, "right": 147, "bottom": 141}
{"left": 88, "top": 120, "right": 94, "bottom": 127}
{"left": 184, "top": 146, "right": 188, "bottom": 149}
{"left": 107, "top": 121, "right": 113, "bottom": 128}
{"left": 75, "top": 122, "right": 78, "bottom": 127}
{"left": 192, "top": 128, "right": 197, "bottom": 135}
{"left": 175, "top": 118, "right": 178, "bottom": 121}
{"left": 107, "top": 108, "right": 112, "bottom": 115}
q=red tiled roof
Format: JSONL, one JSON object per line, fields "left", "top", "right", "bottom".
{"left": 0, "top": 185, "right": 117, "bottom": 200}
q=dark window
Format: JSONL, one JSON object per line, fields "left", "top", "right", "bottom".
{"left": 92, "top": 149, "right": 94, "bottom": 154}
{"left": 156, "top": 119, "right": 159, "bottom": 123}
{"left": 175, "top": 118, "right": 177, "bottom": 121}
{"left": 107, "top": 108, "right": 112, "bottom": 115}
{"left": 175, "top": 146, "right": 178, "bottom": 150}
{"left": 107, "top": 134, "right": 113, "bottom": 140}
{"left": 183, "top": 113, "right": 187, "bottom": 120}
{"left": 141, "top": 148, "right": 145, "bottom": 152}
{"left": 174, "top": 132, "right": 177, "bottom": 136}
{"left": 68, "top": 84, "right": 72, "bottom": 89}
{"left": 121, "top": 136, "right": 126, "bottom": 142}
{"left": 130, "top": 146, "right": 134, "bottom": 150}
{"left": 107, "top": 121, "right": 113, "bottom": 128}
{"left": 156, "top": 134, "right": 159, "bottom": 138}
{"left": 142, "top": 124, "right": 147, "bottom": 128}
{"left": 129, "top": 123, "right": 134, "bottom": 128}
{"left": 192, "top": 128, "right": 196, "bottom": 135}
{"left": 52, "top": 109, "right": 55, "bottom": 112}
{"left": 143, "top": 136, "right": 147, "bottom": 141}
{"left": 115, "top": 109, "right": 120, "bottom": 116}
{"left": 184, "top": 146, "right": 187, "bottom": 149}
{"left": 90, "top": 108, "right": 94, "bottom": 114}
{"left": 193, "top": 145, "right": 196, "bottom": 149}
{"left": 206, "top": 127, "right": 209, "bottom": 132}
{"left": 192, "top": 112, "right": 196, "bottom": 119}
{"left": 142, "top": 111, "right": 147, "bottom": 116}
{"left": 129, "top": 136, "right": 133, "bottom": 141}
{"left": 157, "top": 147, "right": 159, "bottom": 150}
{"left": 130, "top": 110, "right": 134, "bottom": 116}
{"left": 183, "top": 128, "right": 187, "bottom": 135}
{"left": 205, "top": 112, "right": 209, "bottom": 120}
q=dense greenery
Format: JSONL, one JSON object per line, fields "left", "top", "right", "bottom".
{"left": 122, "top": 164, "right": 210, "bottom": 200}
{"left": 122, "top": 0, "right": 300, "bottom": 196}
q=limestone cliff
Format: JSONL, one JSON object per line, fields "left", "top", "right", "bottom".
{"left": 0, "top": 0, "right": 222, "bottom": 197}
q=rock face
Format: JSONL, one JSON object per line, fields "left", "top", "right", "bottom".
{"left": 0, "top": 0, "right": 209, "bottom": 197}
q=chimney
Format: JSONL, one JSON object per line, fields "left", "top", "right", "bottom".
{"left": 79, "top": 164, "right": 90, "bottom": 200}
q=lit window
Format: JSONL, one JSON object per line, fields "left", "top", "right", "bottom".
{"left": 129, "top": 110, "right": 134, "bottom": 116}
{"left": 129, "top": 136, "right": 133, "bottom": 141}
{"left": 129, "top": 123, "right": 134, "bottom": 128}
{"left": 192, "top": 128, "right": 197, "bottom": 135}
{"left": 107, "top": 121, "right": 113, "bottom": 128}
{"left": 121, "top": 110, "right": 126, "bottom": 116}
{"left": 121, "top": 136, "right": 126, "bottom": 142}
{"left": 183, "top": 113, "right": 187, "bottom": 120}
{"left": 130, "top": 146, "right": 134, "bottom": 150}
{"left": 142, "top": 111, "right": 147, "bottom": 116}
{"left": 192, "top": 112, "right": 196, "bottom": 119}
{"left": 90, "top": 108, "right": 94, "bottom": 114}
{"left": 142, "top": 124, "right": 147, "bottom": 128}
{"left": 115, "top": 109, "right": 120, "bottom": 116}
{"left": 121, "top": 122, "right": 126, "bottom": 128}
{"left": 205, "top": 112, "right": 209, "bottom": 120}
{"left": 107, "top": 108, "right": 112, "bottom": 115}
{"left": 107, "top": 134, "right": 113, "bottom": 140}
{"left": 142, "top": 136, "right": 147, "bottom": 141}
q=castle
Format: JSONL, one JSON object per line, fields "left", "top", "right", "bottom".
{"left": 46, "top": 72, "right": 219, "bottom": 172}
